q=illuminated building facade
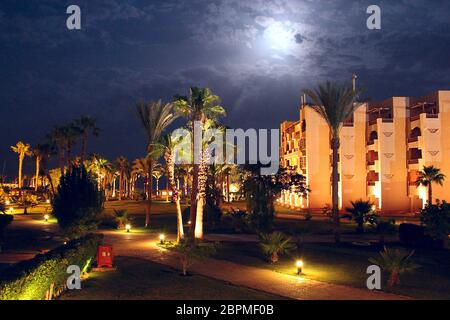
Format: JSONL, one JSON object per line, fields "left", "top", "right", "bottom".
{"left": 280, "top": 91, "right": 450, "bottom": 214}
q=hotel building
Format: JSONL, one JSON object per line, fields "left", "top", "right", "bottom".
{"left": 280, "top": 90, "right": 450, "bottom": 214}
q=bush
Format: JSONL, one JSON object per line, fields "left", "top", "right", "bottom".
{"left": 0, "top": 234, "right": 103, "bottom": 300}
{"left": 375, "top": 219, "right": 396, "bottom": 245}
{"left": 259, "top": 232, "right": 296, "bottom": 263}
{"left": 420, "top": 201, "right": 450, "bottom": 245}
{"left": 399, "top": 223, "right": 437, "bottom": 248}
{"left": 161, "top": 240, "right": 217, "bottom": 276}
{"left": 369, "top": 246, "right": 420, "bottom": 287}
{"left": 53, "top": 165, "right": 105, "bottom": 238}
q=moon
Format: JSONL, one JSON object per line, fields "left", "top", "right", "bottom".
{"left": 263, "top": 22, "right": 296, "bottom": 51}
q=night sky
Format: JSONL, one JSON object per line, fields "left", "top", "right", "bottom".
{"left": 1, "top": 0, "right": 450, "bottom": 177}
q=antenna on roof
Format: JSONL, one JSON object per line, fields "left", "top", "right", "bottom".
{"left": 352, "top": 73, "right": 358, "bottom": 91}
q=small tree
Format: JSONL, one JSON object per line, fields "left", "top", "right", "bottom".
{"left": 415, "top": 166, "right": 445, "bottom": 205}
{"left": 369, "top": 247, "right": 419, "bottom": 287}
{"left": 344, "top": 199, "right": 377, "bottom": 233}
{"left": 14, "top": 194, "right": 38, "bottom": 215}
{"left": 259, "top": 232, "right": 296, "bottom": 263}
{"left": 244, "top": 165, "right": 307, "bottom": 233}
{"left": 420, "top": 201, "right": 450, "bottom": 246}
{"left": 53, "top": 165, "right": 104, "bottom": 238}
{"left": 162, "top": 240, "right": 217, "bottom": 276}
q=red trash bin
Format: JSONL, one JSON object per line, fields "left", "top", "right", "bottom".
{"left": 96, "top": 245, "right": 113, "bottom": 268}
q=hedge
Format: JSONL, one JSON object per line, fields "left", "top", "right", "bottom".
{"left": 0, "top": 233, "right": 103, "bottom": 300}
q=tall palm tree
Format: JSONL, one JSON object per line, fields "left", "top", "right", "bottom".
{"left": 48, "top": 126, "right": 67, "bottom": 175}
{"left": 305, "top": 82, "right": 362, "bottom": 243}
{"left": 74, "top": 116, "right": 100, "bottom": 162}
{"left": 132, "top": 157, "right": 153, "bottom": 199}
{"left": 37, "top": 143, "right": 55, "bottom": 195}
{"left": 415, "top": 166, "right": 445, "bottom": 205}
{"left": 154, "top": 134, "right": 185, "bottom": 242}
{"left": 32, "top": 144, "right": 51, "bottom": 191}
{"left": 135, "top": 100, "right": 177, "bottom": 227}
{"left": 115, "top": 156, "right": 129, "bottom": 201}
{"left": 173, "top": 87, "right": 225, "bottom": 239}
{"left": 11, "top": 141, "right": 31, "bottom": 189}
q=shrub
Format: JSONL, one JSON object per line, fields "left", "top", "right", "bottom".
{"left": 369, "top": 246, "right": 420, "bottom": 287}
{"left": 375, "top": 219, "right": 396, "bottom": 246}
{"left": 399, "top": 223, "right": 437, "bottom": 248}
{"left": 303, "top": 209, "right": 313, "bottom": 221}
{"left": 344, "top": 199, "right": 377, "bottom": 233}
{"left": 113, "top": 209, "right": 130, "bottom": 229}
{"left": 259, "top": 232, "right": 297, "bottom": 263}
{"left": 161, "top": 240, "right": 217, "bottom": 276}
{"left": 420, "top": 201, "right": 450, "bottom": 245}
{"left": 0, "top": 234, "right": 102, "bottom": 300}
{"left": 52, "top": 165, "right": 105, "bottom": 238}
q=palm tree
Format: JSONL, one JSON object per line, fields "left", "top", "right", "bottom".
{"left": 132, "top": 157, "right": 153, "bottom": 199}
{"left": 11, "top": 141, "right": 31, "bottom": 189}
{"left": 415, "top": 165, "right": 445, "bottom": 205}
{"left": 37, "top": 143, "right": 55, "bottom": 195}
{"left": 305, "top": 82, "right": 362, "bottom": 243}
{"left": 259, "top": 232, "right": 296, "bottom": 264}
{"left": 115, "top": 156, "right": 129, "bottom": 201}
{"left": 154, "top": 134, "right": 185, "bottom": 242}
{"left": 74, "top": 116, "right": 100, "bottom": 162}
{"left": 345, "top": 199, "right": 377, "bottom": 233}
{"left": 152, "top": 163, "right": 164, "bottom": 197}
{"left": 48, "top": 126, "right": 67, "bottom": 175}
{"left": 32, "top": 144, "right": 51, "bottom": 192}
{"left": 369, "top": 247, "right": 419, "bottom": 287}
{"left": 135, "top": 100, "right": 177, "bottom": 227}
{"left": 173, "top": 87, "right": 225, "bottom": 239}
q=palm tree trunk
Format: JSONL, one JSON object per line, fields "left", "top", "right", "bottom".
{"left": 194, "top": 197, "right": 204, "bottom": 239}
{"left": 81, "top": 131, "right": 88, "bottom": 162}
{"left": 145, "top": 159, "right": 153, "bottom": 228}
{"left": 226, "top": 173, "right": 230, "bottom": 202}
{"left": 331, "top": 137, "right": 341, "bottom": 243}
{"left": 428, "top": 184, "right": 433, "bottom": 205}
{"left": 34, "top": 157, "right": 40, "bottom": 192}
{"left": 18, "top": 154, "right": 23, "bottom": 189}
{"left": 166, "top": 178, "right": 169, "bottom": 202}
{"left": 118, "top": 172, "right": 123, "bottom": 201}
{"left": 176, "top": 199, "right": 184, "bottom": 242}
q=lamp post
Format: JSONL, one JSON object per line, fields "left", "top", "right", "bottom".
{"left": 159, "top": 233, "right": 166, "bottom": 244}
{"left": 125, "top": 224, "right": 131, "bottom": 233}
{"left": 296, "top": 260, "right": 304, "bottom": 275}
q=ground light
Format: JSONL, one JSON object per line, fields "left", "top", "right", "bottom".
{"left": 8, "top": 207, "right": 14, "bottom": 214}
{"left": 296, "top": 259, "right": 304, "bottom": 275}
{"left": 5, "top": 200, "right": 10, "bottom": 205}
{"left": 159, "top": 233, "right": 166, "bottom": 244}
{"left": 44, "top": 214, "right": 49, "bottom": 222}
{"left": 125, "top": 224, "right": 131, "bottom": 233}
{"left": 46, "top": 199, "right": 50, "bottom": 204}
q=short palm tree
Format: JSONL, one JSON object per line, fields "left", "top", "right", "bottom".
{"left": 305, "top": 82, "right": 362, "bottom": 243}
{"left": 369, "top": 247, "right": 420, "bottom": 287}
{"left": 259, "top": 232, "right": 296, "bottom": 263}
{"left": 415, "top": 165, "right": 445, "bottom": 205}
{"left": 345, "top": 199, "right": 377, "bottom": 233}
{"left": 135, "top": 99, "right": 177, "bottom": 227}
{"left": 11, "top": 141, "right": 32, "bottom": 189}
{"left": 173, "top": 87, "right": 225, "bottom": 239}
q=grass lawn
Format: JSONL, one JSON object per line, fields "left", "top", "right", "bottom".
{"left": 213, "top": 241, "right": 450, "bottom": 300}
{"left": 61, "top": 256, "right": 286, "bottom": 300}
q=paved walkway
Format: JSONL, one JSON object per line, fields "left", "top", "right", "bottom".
{"left": 104, "top": 232, "right": 410, "bottom": 300}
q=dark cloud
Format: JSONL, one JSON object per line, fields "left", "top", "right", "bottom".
{"left": 0, "top": 0, "right": 449, "bottom": 176}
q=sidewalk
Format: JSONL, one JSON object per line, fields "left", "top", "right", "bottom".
{"left": 105, "top": 232, "right": 410, "bottom": 300}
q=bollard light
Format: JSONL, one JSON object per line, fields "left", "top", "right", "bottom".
{"left": 125, "top": 224, "right": 131, "bottom": 233}
{"left": 159, "top": 233, "right": 166, "bottom": 244}
{"left": 44, "top": 214, "right": 49, "bottom": 222}
{"left": 296, "top": 260, "right": 304, "bottom": 275}
{"left": 9, "top": 207, "right": 14, "bottom": 214}
{"left": 5, "top": 200, "right": 10, "bottom": 205}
